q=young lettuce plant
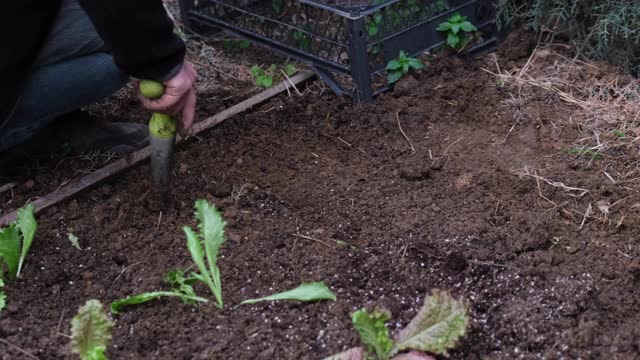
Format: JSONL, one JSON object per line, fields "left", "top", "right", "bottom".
{"left": 71, "top": 300, "right": 113, "bottom": 360}
{"left": 110, "top": 269, "right": 207, "bottom": 314}
{"left": 239, "top": 281, "right": 336, "bottom": 305}
{"left": 184, "top": 199, "right": 227, "bottom": 308}
{"left": 0, "top": 204, "right": 37, "bottom": 279}
{"left": 324, "top": 291, "right": 469, "bottom": 360}
{"left": 386, "top": 51, "right": 424, "bottom": 84}
{"left": 436, "top": 13, "right": 477, "bottom": 50}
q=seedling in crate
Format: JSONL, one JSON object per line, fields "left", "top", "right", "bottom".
{"left": 386, "top": 51, "right": 424, "bottom": 84}
{"left": 71, "top": 300, "right": 113, "bottom": 360}
{"left": 251, "top": 63, "right": 298, "bottom": 88}
{"left": 324, "top": 291, "right": 469, "bottom": 360}
{"left": 437, "top": 13, "right": 477, "bottom": 50}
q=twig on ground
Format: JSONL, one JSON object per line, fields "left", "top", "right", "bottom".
{"left": 280, "top": 70, "right": 302, "bottom": 95}
{"left": 396, "top": 112, "right": 416, "bottom": 153}
{"left": 442, "top": 136, "right": 464, "bottom": 156}
{"left": 322, "top": 133, "right": 352, "bottom": 147}
{"left": 0, "top": 182, "right": 17, "bottom": 195}
{"left": 579, "top": 203, "right": 593, "bottom": 230}
{"left": 515, "top": 166, "right": 590, "bottom": 197}
{"left": 0, "top": 338, "right": 39, "bottom": 359}
{"left": 292, "top": 233, "right": 333, "bottom": 248}
{"left": 112, "top": 261, "right": 144, "bottom": 284}
{"left": 468, "top": 259, "right": 519, "bottom": 270}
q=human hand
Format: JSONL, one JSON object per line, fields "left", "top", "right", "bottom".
{"left": 138, "top": 61, "right": 197, "bottom": 137}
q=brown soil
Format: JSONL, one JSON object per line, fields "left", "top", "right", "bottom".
{"left": 2, "top": 32, "right": 640, "bottom": 359}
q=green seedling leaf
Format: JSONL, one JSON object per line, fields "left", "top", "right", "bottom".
{"left": 71, "top": 300, "right": 113, "bottom": 360}
{"left": 164, "top": 269, "right": 199, "bottom": 304}
{"left": 240, "top": 281, "right": 336, "bottom": 305}
{"left": 0, "top": 279, "right": 6, "bottom": 312}
{"left": 613, "top": 129, "right": 625, "bottom": 138}
{"left": 285, "top": 63, "right": 297, "bottom": 76}
{"left": 110, "top": 291, "right": 207, "bottom": 314}
{"left": 460, "top": 21, "right": 477, "bottom": 32}
{"left": 408, "top": 58, "right": 425, "bottom": 70}
{"left": 436, "top": 22, "right": 451, "bottom": 32}
{"left": 352, "top": 309, "right": 393, "bottom": 360}
{"left": 16, "top": 204, "right": 36, "bottom": 277}
{"left": 387, "top": 71, "right": 403, "bottom": 84}
{"left": 450, "top": 23, "right": 461, "bottom": 34}
{"left": 390, "top": 290, "right": 469, "bottom": 356}
{"left": 447, "top": 33, "right": 460, "bottom": 48}
{"left": 68, "top": 233, "right": 81, "bottom": 250}
{"left": 0, "top": 204, "right": 37, "bottom": 279}
{"left": 0, "top": 224, "right": 20, "bottom": 279}
{"left": 387, "top": 60, "right": 402, "bottom": 70}
{"left": 184, "top": 199, "right": 227, "bottom": 308}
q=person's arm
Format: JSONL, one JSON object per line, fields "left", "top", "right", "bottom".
{"left": 78, "top": 0, "right": 197, "bottom": 136}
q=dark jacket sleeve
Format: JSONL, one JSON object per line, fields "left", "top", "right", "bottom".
{"left": 78, "top": 0, "right": 185, "bottom": 81}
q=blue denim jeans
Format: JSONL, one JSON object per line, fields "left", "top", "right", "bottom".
{"left": 0, "top": 0, "right": 129, "bottom": 153}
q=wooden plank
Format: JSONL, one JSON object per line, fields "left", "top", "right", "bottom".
{"left": 0, "top": 70, "right": 315, "bottom": 227}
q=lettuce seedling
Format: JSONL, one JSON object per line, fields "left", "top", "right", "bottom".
{"left": 184, "top": 199, "right": 227, "bottom": 308}
{"left": 352, "top": 309, "right": 393, "bottom": 360}
{"left": 110, "top": 291, "right": 207, "bottom": 314}
{"left": 324, "top": 291, "right": 469, "bottom": 360}
{"left": 71, "top": 300, "right": 113, "bottom": 360}
{"left": 0, "top": 204, "right": 37, "bottom": 279}
{"left": 240, "top": 281, "right": 336, "bottom": 305}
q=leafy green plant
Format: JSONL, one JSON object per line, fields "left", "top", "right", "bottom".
{"left": 352, "top": 309, "right": 394, "bottom": 360}
{"left": 324, "top": 291, "right": 469, "bottom": 360}
{"left": 272, "top": 0, "right": 285, "bottom": 14}
{"left": 222, "top": 39, "right": 250, "bottom": 53}
{"left": 613, "top": 129, "right": 625, "bottom": 138}
{"left": 251, "top": 63, "right": 298, "bottom": 88}
{"left": 386, "top": 51, "right": 425, "bottom": 83}
{"left": 293, "top": 29, "right": 312, "bottom": 52}
{"left": 71, "top": 300, "right": 113, "bottom": 360}
{"left": 240, "top": 281, "right": 336, "bottom": 305}
{"left": 110, "top": 291, "right": 207, "bottom": 314}
{"left": 0, "top": 204, "right": 37, "bottom": 279}
{"left": 436, "top": 13, "right": 477, "bottom": 49}
{"left": 251, "top": 65, "right": 277, "bottom": 88}
{"left": 184, "top": 199, "right": 227, "bottom": 308}
{"left": 567, "top": 147, "right": 604, "bottom": 160}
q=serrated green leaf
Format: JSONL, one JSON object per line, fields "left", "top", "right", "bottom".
{"left": 436, "top": 22, "right": 451, "bottom": 32}
{"left": 193, "top": 199, "right": 226, "bottom": 308}
{"left": 450, "top": 23, "right": 461, "bottom": 34}
{"left": 387, "top": 60, "right": 402, "bottom": 70}
{"left": 110, "top": 291, "right": 207, "bottom": 314}
{"left": 0, "top": 224, "right": 20, "bottom": 279}
{"left": 164, "top": 269, "right": 199, "bottom": 304}
{"left": 71, "top": 300, "right": 113, "bottom": 360}
{"left": 390, "top": 290, "right": 469, "bottom": 356}
{"left": 460, "top": 21, "right": 476, "bottom": 32}
{"left": 68, "top": 233, "right": 81, "bottom": 250}
{"left": 352, "top": 309, "right": 393, "bottom": 360}
{"left": 387, "top": 71, "right": 403, "bottom": 84}
{"left": 240, "top": 281, "right": 336, "bottom": 305}
{"left": 16, "top": 204, "right": 36, "bottom": 278}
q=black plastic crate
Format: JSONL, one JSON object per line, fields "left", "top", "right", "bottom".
{"left": 179, "top": 0, "right": 501, "bottom": 101}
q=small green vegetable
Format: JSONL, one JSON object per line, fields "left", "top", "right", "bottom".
{"left": 352, "top": 309, "right": 393, "bottom": 360}
{"left": 71, "top": 300, "right": 113, "bottom": 360}
{"left": 149, "top": 113, "right": 177, "bottom": 138}
{"left": 437, "top": 13, "right": 477, "bottom": 49}
{"left": 240, "top": 281, "right": 336, "bottom": 305}
{"left": 139, "top": 80, "right": 165, "bottom": 99}
{"left": 110, "top": 291, "right": 207, "bottom": 314}
{"left": 184, "top": 199, "right": 227, "bottom": 308}
{"left": 0, "top": 204, "right": 37, "bottom": 279}
{"left": 386, "top": 51, "right": 424, "bottom": 84}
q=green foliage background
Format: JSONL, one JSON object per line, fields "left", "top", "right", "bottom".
{"left": 498, "top": 0, "right": 640, "bottom": 76}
